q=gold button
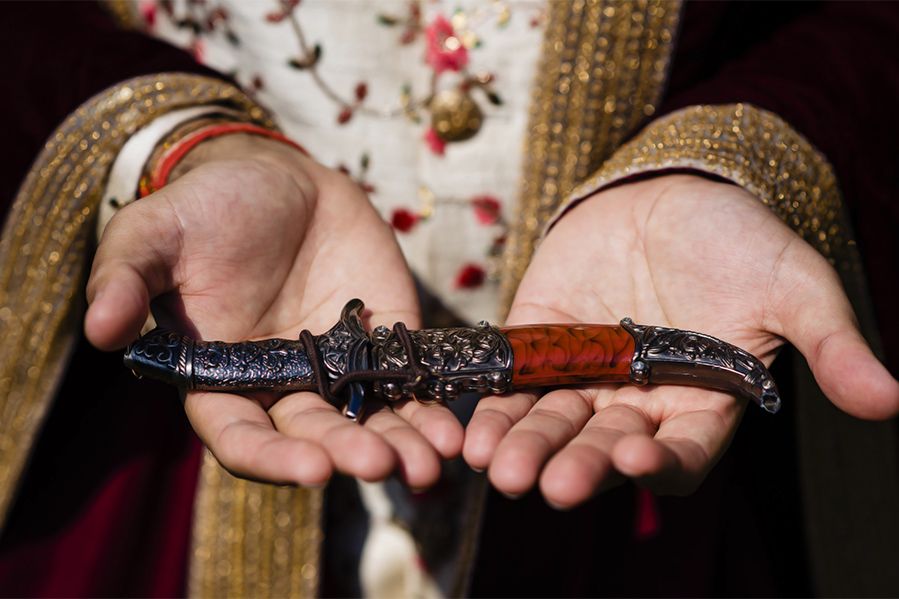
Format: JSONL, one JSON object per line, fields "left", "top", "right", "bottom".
{"left": 429, "top": 89, "right": 484, "bottom": 142}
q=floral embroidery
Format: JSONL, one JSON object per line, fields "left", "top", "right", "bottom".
{"left": 276, "top": 0, "right": 508, "bottom": 154}
{"left": 423, "top": 128, "right": 446, "bottom": 156}
{"left": 471, "top": 195, "right": 502, "bottom": 225}
{"left": 454, "top": 264, "right": 486, "bottom": 289}
{"left": 156, "top": 1, "right": 241, "bottom": 46}
{"left": 376, "top": 2, "right": 423, "bottom": 45}
{"left": 391, "top": 209, "right": 421, "bottom": 233}
{"left": 389, "top": 187, "right": 508, "bottom": 291}
{"left": 139, "top": 0, "right": 157, "bottom": 28}
{"left": 425, "top": 15, "right": 469, "bottom": 74}
{"left": 190, "top": 37, "right": 205, "bottom": 62}
{"left": 265, "top": 0, "right": 301, "bottom": 23}
{"left": 145, "top": 0, "right": 535, "bottom": 298}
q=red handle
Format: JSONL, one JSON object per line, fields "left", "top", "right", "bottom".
{"left": 501, "top": 324, "right": 635, "bottom": 387}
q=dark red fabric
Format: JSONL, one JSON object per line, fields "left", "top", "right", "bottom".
{"left": 0, "top": 1, "right": 218, "bottom": 220}
{"left": 471, "top": 356, "right": 809, "bottom": 597}
{"left": 0, "top": 335, "right": 203, "bottom": 597}
{"left": 0, "top": 2, "right": 214, "bottom": 596}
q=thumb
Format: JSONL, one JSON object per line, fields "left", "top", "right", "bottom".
{"left": 773, "top": 248, "right": 899, "bottom": 420}
{"left": 85, "top": 198, "right": 182, "bottom": 350}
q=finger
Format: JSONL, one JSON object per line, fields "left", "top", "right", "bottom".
{"left": 85, "top": 199, "right": 181, "bottom": 350}
{"left": 393, "top": 400, "right": 464, "bottom": 459}
{"left": 539, "top": 403, "right": 654, "bottom": 508}
{"left": 365, "top": 308, "right": 465, "bottom": 460}
{"left": 364, "top": 405, "right": 443, "bottom": 489}
{"left": 185, "top": 391, "right": 332, "bottom": 486}
{"left": 463, "top": 391, "right": 538, "bottom": 471}
{"left": 771, "top": 246, "right": 899, "bottom": 419}
{"left": 487, "top": 389, "right": 593, "bottom": 496}
{"left": 463, "top": 292, "right": 603, "bottom": 471}
{"left": 269, "top": 391, "right": 397, "bottom": 481}
{"left": 611, "top": 404, "right": 738, "bottom": 495}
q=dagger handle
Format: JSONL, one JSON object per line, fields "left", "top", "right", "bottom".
{"left": 502, "top": 324, "right": 635, "bottom": 387}
{"left": 124, "top": 328, "right": 318, "bottom": 392}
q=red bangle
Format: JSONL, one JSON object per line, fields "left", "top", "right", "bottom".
{"left": 141, "top": 123, "right": 308, "bottom": 197}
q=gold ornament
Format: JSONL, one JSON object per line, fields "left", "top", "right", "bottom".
{"left": 429, "top": 88, "right": 483, "bottom": 142}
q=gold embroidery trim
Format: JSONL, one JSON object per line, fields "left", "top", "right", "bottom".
{"left": 555, "top": 104, "right": 852, "bottom": 270}
{"left": 500, "top": 0, "right": 682, "bottom": 312}
{"left": 189, "top": 451, "right": 323, "bottom": 598}
{"left": 0, "top": 73, "right": 320, "bottom": 597}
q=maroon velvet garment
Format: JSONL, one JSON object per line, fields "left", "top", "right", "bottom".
{"left": 0, "top": 1, "right": 896, "bottom": 597}
{"left": 0, "top": 2, "right": 213, "bottom": 596}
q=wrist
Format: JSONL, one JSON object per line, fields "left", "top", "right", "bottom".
{"left": 168, "top": 131, "right": 320, "bottom": 200}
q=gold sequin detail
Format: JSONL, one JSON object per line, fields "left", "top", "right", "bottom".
{"left": 557, "top": 104, "right": 852, "bottom": 271}
{"left": 189, "top": 451, "right": 323, "bottom": 598}
{"left": 500, "top": 0, "right": 681, "bottom": 313}
{"left": 0, "top": 73, "right": 320, "bottom": 597}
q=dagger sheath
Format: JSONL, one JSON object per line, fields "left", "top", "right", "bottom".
{"left": 124, "top": 299, "right": 780, "bottom": 415}
{"left": 503, "top": 325, "right": 635, "bottom": 387}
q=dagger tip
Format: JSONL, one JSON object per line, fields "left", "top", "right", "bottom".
{"left": 761, "top": 388, "right": 781, "bottom": 414}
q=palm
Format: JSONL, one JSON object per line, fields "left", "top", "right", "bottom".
{"left": 87, "top": 147, "right": 463, "bottom": 488}
{"left": 152, "top": 159, "right": 411, "bottom": 340}
{"left": 464, "top": 175, "right": 898, "bottom": 506}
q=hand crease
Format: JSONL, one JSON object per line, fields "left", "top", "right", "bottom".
{"left": 527, "top": 407, "right": 582, "bottom": 443}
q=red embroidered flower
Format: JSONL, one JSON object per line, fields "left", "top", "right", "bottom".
{"left": 471, "top": 195, "right": 502, "bottom": 225}
{"left": 390, "top": 208, "right": 420, "bottom": 233}
{"left": 138, "top": 0, "right": 156, "bottom": 28}
{"left": 423, "top": 127, "right": 446, "bottom": 156}
{"left": 190, "top": 39, "right": 205, "bottom": 63}
{"left": 425, "top": 15, "right": 469, "bottom": 74}
{"left": 455, "top": 263, "right": 486, "bottom": 289}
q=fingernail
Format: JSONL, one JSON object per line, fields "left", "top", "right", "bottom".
{"left": 470, "top": 465, "right": 485, "bottom": 474}
{"left": 500, "top": 491, "right": 522, "bottom": 500}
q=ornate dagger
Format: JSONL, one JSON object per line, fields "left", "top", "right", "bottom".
{"left": 124, "top": 299, "right": 780, "bottom": 420}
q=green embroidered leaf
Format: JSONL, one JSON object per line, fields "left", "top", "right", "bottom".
{"left": 377, "top": 14, "right": 400, "bottom": 26}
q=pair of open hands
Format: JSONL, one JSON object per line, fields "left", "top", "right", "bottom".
{"left": 85, "top": 135, "right": 899, "bottom": 508}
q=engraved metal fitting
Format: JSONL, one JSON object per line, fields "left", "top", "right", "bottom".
{"left": 620, "top": 318, "right": 781, "bottom": 413}
{"left": 370, "top": 322, "right": 514, "bottom": 403}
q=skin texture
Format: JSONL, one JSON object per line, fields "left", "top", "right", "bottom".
{"left": 463, "top": 175, "right": 899, "bottom": 508}
{"left": 86, "top": 137, "right": 898, "bottom": 506}
{"left": 85, "top": 134, "right": 463, "bottom": 489}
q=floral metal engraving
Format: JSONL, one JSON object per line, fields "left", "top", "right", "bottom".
{"left": 130, "top": 329, "right": 183, "bottom": 372}
{"left": 371, "top": 322, "right": 514, "bottom": 402}
{"left": 192, "top": 338, "right": 315, "bottom": 391}
{"left": 621, "top": 318, "right": 781, "bottom": 413}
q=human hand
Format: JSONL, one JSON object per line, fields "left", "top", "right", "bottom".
{"left": 464, "top": 174, "right": 899, "bottom": 507}
{"left": 85, "top": 133, "right": 462, "bottom": 488}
